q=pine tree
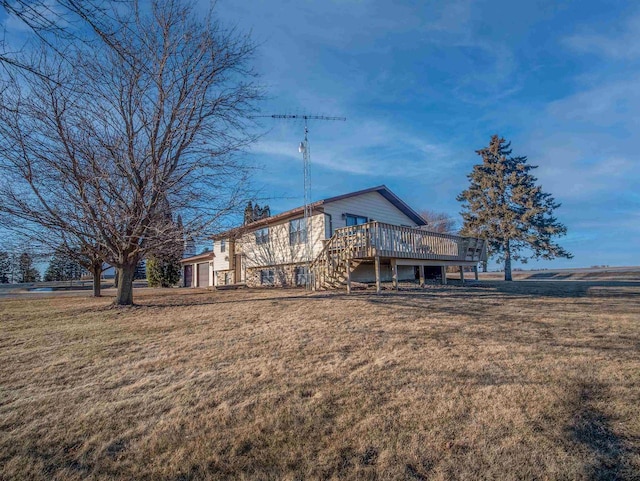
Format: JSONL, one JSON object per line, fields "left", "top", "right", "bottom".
{"left": 457, "top": 135, "right": 572, "bottom": 281}
{"left": 0, "top": 251, "right": 10, "bottom": 283}
{"left": 146, "top": 256, "right": 181, "bottom": 288}
{"left": 146, "top": 257, "right": 163, "bottom": 287}
{"left": 243, "top": 201, "right": 271, "bottom": 224}
{"left": 134, "top": 260, "right": 147, "bottom": 280}
{"left": 244, "top": 201, "right": 254, "bottom": 225}
{"left": 18, "top": 252, "right": 40, "bottom": 283}
{"left": 44, "top": 257, "right": 61, "bottom": 282}
{"left": 44, "top": 247, "right": 85, "bottom": 281}
{"left": 145, "top": 196, "right": 183, "bottom": 288}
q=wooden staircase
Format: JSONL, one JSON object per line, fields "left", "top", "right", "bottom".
{"left": 310, "top": 231, "right": 364, "bottom": 290}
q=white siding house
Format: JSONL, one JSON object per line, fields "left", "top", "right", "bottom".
{"left": 181, "top": 185, "right": 487, "bottom": 290}
{"left": 323, "top": 190, "right": 419, "bottom": 233}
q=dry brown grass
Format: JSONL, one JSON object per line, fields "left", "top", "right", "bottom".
{"left": 1, "top": 281, "right": 639, "bottom": 480}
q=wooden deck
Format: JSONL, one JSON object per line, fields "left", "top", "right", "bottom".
{"left": 311, "top": 221, "right": 487, "bottom": 292}
{"left": 325, "top": 221, "right": 486, "bottom": 262}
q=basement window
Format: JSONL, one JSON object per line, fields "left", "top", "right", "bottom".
{"left": 260, "top": 269, "right": 274, "bottom": 285}
{"left": 295, "top": 266, "right": 309, "bottom": 286}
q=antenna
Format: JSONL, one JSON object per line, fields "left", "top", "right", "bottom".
{"left": 252, "top": 114, "right": 347, "bottom": 289}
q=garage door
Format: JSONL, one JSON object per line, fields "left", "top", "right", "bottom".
{"left": 184, "top": 265, "right": 192, "bottom": 287}
{"left": 197, "top": 262, "right": 209, "bottom": 287}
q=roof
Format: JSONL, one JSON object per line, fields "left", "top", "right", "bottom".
{"left": 179, "top": 251, "right": 215, "bottom": 264}
{"left": 211, "top": 185, "right": 427, "bottom": 240}
{"left": 322, "top": 185, "right": 427, "bottom": 225}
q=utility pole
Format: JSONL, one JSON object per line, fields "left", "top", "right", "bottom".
{"left": 252, "top": 114, "right": 346, "bottom": 288}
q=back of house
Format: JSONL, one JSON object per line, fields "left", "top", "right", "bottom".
{"left": 180, "top": 185, "right": 486, "bottom": 289}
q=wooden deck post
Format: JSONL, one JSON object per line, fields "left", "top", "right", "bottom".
{"left": 346, "top": 259, "right": 351, "bottom": 294}
{"left": 459, "top": 266, "right": 465, "bottom": 285}
{"left": 375, "top": 256, "right": 381, "bottom": 294}
{"left": 391, "top": 259, "right": 398, "bottom": 291}
{"left": 474, "top": 265, "right": 479, "bottom": 281}
{"left": 419, "top": 265, "right": 425, "bottom": 288}
{"left": 441, "top": 266, "right": 447, "bottom": 285}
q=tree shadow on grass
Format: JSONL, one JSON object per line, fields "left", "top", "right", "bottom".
{"left": 567, "top": 380, "right": 636, "bottom": 481}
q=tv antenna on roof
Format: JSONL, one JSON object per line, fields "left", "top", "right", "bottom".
{"left": 251, "top": 114, "right": 347, "bottom": 289}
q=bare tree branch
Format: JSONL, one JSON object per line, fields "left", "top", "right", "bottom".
{"left": 0, "top": 0, "right": 262, "bottom": 304}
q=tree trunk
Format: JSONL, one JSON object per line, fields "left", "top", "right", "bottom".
{"left": 504, "top": 241, "right": 512, "bottom": 281}
{"left": 91, "top": 263, "right": 102, "bottom": 297}
{"left": 115, "top": 263, "right": 135, "bottom": 305}
{"left": 482, "top": 260, "right": 488, "bottom": 273}
{"left": 113, "top": 268, "right": 119, "bottom": 288}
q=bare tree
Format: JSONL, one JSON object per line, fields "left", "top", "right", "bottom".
{"left": 0, "top": 1, "right": 116, "bottom": 75}
{"left": 419, "top": 210, "right": 458, "bottom": 234}
{"left": 1, "top": 212, "right": 110, "bottom": 295}
{"left": 0, "top": 0, "right": 260, "bottom": 305}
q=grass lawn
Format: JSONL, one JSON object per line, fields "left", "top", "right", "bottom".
{"left": 1, "top": 281, "right": 639, "bottom": 480}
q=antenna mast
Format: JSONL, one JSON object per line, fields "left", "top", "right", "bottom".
{"left": 252, "top": 114, "right": 347, "bottom": 289}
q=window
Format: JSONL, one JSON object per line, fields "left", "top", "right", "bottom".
{"left": 325, "top": 213, "right": 333, "bottom": 238}
{"left": 294, "top": 266, "right": 309, "bottom": 286}
{"left": 345, "top": 214, "right": 368, "bottom": 226}
{"left": 260, "top": 269, "right": 274, "bottom": 285}
{"left": 289, "top": 218, "right": 307, "bottom": 245}
{"left": 220, "top": 239, "right": 226, "bottom": 252}
{"left": 255, "top": 227, "right": 269, "bottom": 245}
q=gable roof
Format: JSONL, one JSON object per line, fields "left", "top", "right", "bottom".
{"left": 322, "top": 185, "right": 427, "bottom": 225}
{"left": 211, "top": 185, "right": 426, "bottom": 240}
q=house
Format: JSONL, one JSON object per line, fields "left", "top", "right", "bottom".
{"left": 180, "top": 185, "right": 487, "bottom": 291}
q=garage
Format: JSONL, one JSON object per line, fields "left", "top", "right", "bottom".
{"left": 197, "top": 262, "right": 209, "bottom": 287}
{"left": 184, "top": 265, "right": 193, "bottom": 287}
{"left": 180, "top": 252, "right": 214, "bottom": 288}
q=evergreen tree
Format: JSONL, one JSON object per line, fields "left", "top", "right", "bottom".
{"left": 44, "top": 247, "right": 85, "bottom": 281}
{"left": 145, "top": 196, "right": 183, "bottom": 287}
{"left": 0, "top": 250, "right": 10, "bottom": 283}
{"left": 243, "top": 201, "right": 271, "bottom": 224}
{"left": 146, "top": 256, "right": 181, "bottom": 288}
{"left": 243, "top": 201, "right": 254, "bottom": 225}
{"left": 44, "top": 257, "right": 61, "bottom": 282}
{"left": 18, "top": 252, "right": 40, "bottom": 283}
{"left": 146, "top": 258, "right": 162, "bottom": 287}
{"left": 134, "top": 260, "right": 147, "bottom": 280}
{"left": 457, "top": 135, "right": 572, "bottom": 281}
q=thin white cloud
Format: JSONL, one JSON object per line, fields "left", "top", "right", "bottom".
{"left": 546, "top": 78, "right": 640, "bottom": 126}
{"left": 522, "top": 73, "right": 640, "bottom": 201}
{"left": 563, "top": 13, "right": 640, "bottom": 59}
{"left": 249, "top": 119, "right": 457, "bottom": 179}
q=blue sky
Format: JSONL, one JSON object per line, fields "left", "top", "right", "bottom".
{"left": 207, "top": 0, "right": 640, "bottom": 269}
{"left": 1, "top": 1, "right": 638, "bottom": 270}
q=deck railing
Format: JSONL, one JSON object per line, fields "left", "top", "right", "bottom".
{"left": 328, "top": 221, "right": 487, "bottom": 262}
